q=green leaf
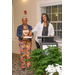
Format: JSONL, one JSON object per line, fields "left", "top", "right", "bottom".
{"left": 53, "top": 72, "right": 59, "bottom": 75}
{"left": 42, "top": 65, "right": 47, "bottom": 69}
{"left": 36, "top": 69, "right": 44, "bottom": 74}
{"left": 38, "top": 74, "right": 41, "bottom": 75}
{"left": 33, "top": 73, "right": 37, "bottom": 75}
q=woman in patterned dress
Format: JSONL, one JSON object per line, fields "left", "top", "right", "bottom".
{"left": 17, "top": 16, "right": 34, "bottom": 70}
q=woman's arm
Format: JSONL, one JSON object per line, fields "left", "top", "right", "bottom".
{"left": 29, "top": 22, "right": 40, "bottom": 36}
{"left": 17, "top": 26, "right": 22, "bottom": 38}
{"left": 30, "top": 26, "right": 34, "bottom": 36}
{"left": 31, "top": 22, "right": 39, "bottom": 33}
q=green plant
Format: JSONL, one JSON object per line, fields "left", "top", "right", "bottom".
{"left": 25, "top": 46, "right": 62, "bottom": 75}
{"left": 46, "top": 46, "right": 62, "bottom": 66}
{"left": 53, "top": 72, "right": 59, "bottom": 75}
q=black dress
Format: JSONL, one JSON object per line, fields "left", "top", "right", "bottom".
{"left": 42, "top": 24, "right": 48, "bottom": 36}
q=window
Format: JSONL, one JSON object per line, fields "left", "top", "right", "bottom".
{"left": 41, "top": 4, "right": 62, "bottom": 38}
{"left": 46, "top": 5, "right": 62, "bottom": 38}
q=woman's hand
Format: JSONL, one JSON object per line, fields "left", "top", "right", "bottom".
{"left": 21, "top": 35, "right": 24, "bottom": 38}
{"left": 49, "top": 35, "right": 51, "bottom": 36}
{"left": 29, "top": 35, "right": 33, "bottom": 38}
{"left": 29, "top": 31, "right": 32, "bottom": 36}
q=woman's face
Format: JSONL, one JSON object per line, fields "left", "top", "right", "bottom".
{"left": 22, "top": 18, "right": 27, "bottom": 25}
{"left": 42, "top": 14, "right": 47, "bottom": 22}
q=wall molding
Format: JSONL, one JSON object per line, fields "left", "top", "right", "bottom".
{"left": 12, "top": 53, "right": 20, "bottom": 55}
{"left": 12, "top": 5, "right": 15, "bottom": 41}
{"left": 12, "top": 37, "right": 15, "bottom": 41}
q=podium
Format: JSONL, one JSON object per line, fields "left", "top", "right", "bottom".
{"left": 38, "top": 36, "right": 58, "bottom": 50}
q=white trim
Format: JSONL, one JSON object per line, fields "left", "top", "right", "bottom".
{"left": 58, "top": 43, "right": 62, "bottom": 46}
{"left": 12, "top": 52, "right": 20, "bottom": 54}
{"left": 36, "top": 0, "right": 62, "bottom": 23}
{"left": 50, "top": 21, "right": 62, "bottom": 23}
{"left": 40, "top": 2, "right": 62, "bottom": 7}
{"left": 56, "top": 40, "right": 62, "bottom": 43}
{"left": 12, "top": 5, "right": 15, "bottom": 41}
{"left": 12, "top": 37, "right": 15, "bottom": 41}
{"left": 46, "top": 12, "right": 62, "bottom": 14}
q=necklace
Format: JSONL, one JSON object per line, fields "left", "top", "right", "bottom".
{"left": 23, "top": 25, "right": 28, "bottom": 30}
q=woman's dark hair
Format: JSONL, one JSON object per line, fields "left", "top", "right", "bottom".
{"left": 41, "top": 13, "right": 50, "bottom": 23}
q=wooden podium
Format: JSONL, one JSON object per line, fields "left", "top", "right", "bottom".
{"left": 38, "top": 36, "right": 58, "bottom": 50}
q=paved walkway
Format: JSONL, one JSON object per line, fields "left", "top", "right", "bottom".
{"left": 12, "top": 53, "right": 34, "bottom": 75}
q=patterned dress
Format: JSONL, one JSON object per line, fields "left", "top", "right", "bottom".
{"left": 19, "top": 25, "right": 31, "bottom": 69}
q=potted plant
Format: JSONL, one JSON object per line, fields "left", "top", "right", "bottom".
{"left": 25, "top": 46, "right": 62, "bottom": 75}
{"left": 45, "top": 46, "right": 62, "bottom": 75}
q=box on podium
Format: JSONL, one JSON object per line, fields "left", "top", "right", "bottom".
{"left": 38, "top": 36, "right": 58, "bottom": 50}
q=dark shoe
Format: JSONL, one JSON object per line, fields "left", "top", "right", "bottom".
{"left": 22, "top": 68, "right": 25, "bottom": 71}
